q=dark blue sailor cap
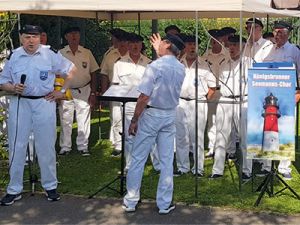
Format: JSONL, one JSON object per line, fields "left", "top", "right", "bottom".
{"left": 208, "top": 29, "right": 226, "bottom": 38}
{"left": 19, "top": 25, "right": 42, "bottom": 35}
{"left": 273, "top": 20, "right": 293, "bottom": 31}
{"left": 221, "top": 27, "right": 237, "bottom": 35}
{"left": 127, "top": 33, "right": 144, "bottom": 42}
{"left": 163, "top": 34, "right": 185, "bottom": 50}
{"left": 164, "top": 25, "right": 181, "bottom": 34}
{"left": 64, "top": 26, "right": 80, "bottom": 35}
{"left": 183, "top": 35, "right": 200, "bottom": 43}
{"left": 228, "top": 35, "right": 247, "bottom": 43}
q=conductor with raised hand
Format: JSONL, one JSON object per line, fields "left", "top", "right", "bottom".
{"left": 123, "top": 33, "right": 185, "bottom": 214}
{"left": 0, "top": 25, "right": 77, "bottom": 206}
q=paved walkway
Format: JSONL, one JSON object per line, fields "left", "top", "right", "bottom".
{"left": 0, "top": 192, "right": 299, "bottom": 224}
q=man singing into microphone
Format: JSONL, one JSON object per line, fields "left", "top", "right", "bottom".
{"left": 0, "top": 25, "right": 77, "bottom": 205}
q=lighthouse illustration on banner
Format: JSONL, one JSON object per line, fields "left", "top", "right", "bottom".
{"left": 261, "top": 93, "right": 281, "bottom": 152}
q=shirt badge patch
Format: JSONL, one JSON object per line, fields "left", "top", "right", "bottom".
{"left": 40, "top": 71, "right": 48, "bottom": 81}
{"left": 82, "top": 62, "right": 87, "bottom": 68}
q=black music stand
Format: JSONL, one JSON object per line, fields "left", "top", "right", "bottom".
{"left": 89, "top": 92, "right": 137, "bottom": 198}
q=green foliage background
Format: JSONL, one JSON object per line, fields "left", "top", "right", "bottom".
{"left": 0, "top": 13, "right": 297, "bottom": 61}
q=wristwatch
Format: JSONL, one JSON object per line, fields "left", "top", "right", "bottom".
{"left": 60, "top": 88, "right": 66, "bottom": 94}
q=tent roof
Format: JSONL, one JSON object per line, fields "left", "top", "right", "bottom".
{"left": 1, "top": 0, "right": 300, "bottom": 19}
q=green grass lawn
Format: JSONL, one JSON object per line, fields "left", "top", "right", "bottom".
{"left": 2, "top": 109, "right": 300, "bottom": 214}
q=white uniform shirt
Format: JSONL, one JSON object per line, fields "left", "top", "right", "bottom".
{"left": 219, "top": 57, "right": 250, "bottom": 97}
{"left": 244, "top": 37, "right": 273, "bottom": 63}
{"left": 264, "top": 41, "right": 300, "bottom": 74}
{"left": 202, "top": 48, "right": 229, "bottom": 86}
{"left": 138, "top": 55, "right": 185, "bottom": 109}
{"left": 180, "top": 56, "right": 216, "bottom": 99}
{"left": 100, "top": 48, "right": 122, "bottom": 82}
{"left": 60, "top": 45, "right": 99, "bottom": 86}
{"left": 112, "top": 53, "right": 151, "bottom": 111}
{"left": 112, "top": 53, "right": 151, "bottom": 86}
{"left": 0, "top": 45, "right": 73, "bottom": 96}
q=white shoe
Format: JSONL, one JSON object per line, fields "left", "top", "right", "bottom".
{"left": 122, "top": 204, "right": 136, "bottom": 212}
{"left": 159, "top": 204, "right": 175, "bottom": 214}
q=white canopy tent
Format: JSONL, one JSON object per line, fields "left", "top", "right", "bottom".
{"left": 0, "top": 0, "right": 300, "bottom": 19}
{"left": 1, "top": 0, "right": 299, "bottom": 196}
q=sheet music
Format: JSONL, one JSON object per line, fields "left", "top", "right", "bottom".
{"left": 103, "top": 85, "right": 139, "bottom": 98}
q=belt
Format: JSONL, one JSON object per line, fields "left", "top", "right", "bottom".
{"left": 20, "top": 95, "right": 45, "bottom": 99}
{"left": 180, "top": 97, "right": 195, "bottom": 101}
{"left": 225, "top": 94, "right": 248, "bottom": 99}
{"left": 146, "top": 105, "right": 169, "bottom": 110}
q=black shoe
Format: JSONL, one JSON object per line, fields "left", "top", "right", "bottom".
{"left": 256, "top": 170, "right": 269, "bottom": 177}
{"left": 205, "top": 152, "right": 214, "bottom": 158}
{"left": 159, "top": 204, "right": 175, "bottom": 215}
{"left": 193, "top": 171, "right": 204, "bottom": 177}
{"left": 209, "top": 174, "right": 223, "bottom": 179}
{"left": 111, "top": 150, "right": 121, "bottom": 157}
{"left": 80, "top": 149, "right": 90, "bottom": 156}
{"left": 1, "top": 193, "right": 22, "bottom": 206}
{"left": 46, "top": 189, "right": 60, "bottom": 201}
{"left": 227, "top": 153, "right": 237, "bottom": 161}
{"left": 58, "top": 150, "right": 70, "bottom": 156}
{"left": 242, "top": 173, "right": 252, "bottom": 182}
{"left": 173, "top": 170, "right": 186, "bottom": 177}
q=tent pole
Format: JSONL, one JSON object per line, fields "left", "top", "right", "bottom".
{"left": 138, "top": 13, "right": 141, "bottom": 35}
{"left": 238, "top": 10, "right": 243, "bottom": 192}
{"left": 194, "top": 10, "right": 199, "bottom": 199}
{"left": 110, "top": 13, "right": 114, "bottom": 29}
{"left": 151, "top": 19, "right": 158, "bottom": 60}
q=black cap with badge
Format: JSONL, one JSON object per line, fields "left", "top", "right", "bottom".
{"left": 19, "top": 25, "right": 42, "bottom": 35}
{"left": 273, "top": 21, "right": 293, "bottom": 31}
{"left": 163, "top": 34, "right": 185, "bottom": 50}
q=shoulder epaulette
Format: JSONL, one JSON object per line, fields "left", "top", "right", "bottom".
{"left": 7, "top": 51, "right": 13, "bottom": 60}
{"left": 262, "top": 43, "right": 273, "bottom": 50}
{"left": 296, "top": 45, "right": 300, "bottom": 50}
{"left": 50, "top": 46, "right": 58, "bottom": 54}
{"left": 148, "top": 60, "right": 152, "bottom": 64}
{"left": 219, "top": 58, "right": 225, "bottom": 65}
{"left": 205, "top": 59, "right": 212, "bottom": 66}
{"left": 115, "top": 57, "right": 121, "bottom": 62}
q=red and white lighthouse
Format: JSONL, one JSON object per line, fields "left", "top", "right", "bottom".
{"left": 261, "top": 93, "right": 281, "bottom": 152}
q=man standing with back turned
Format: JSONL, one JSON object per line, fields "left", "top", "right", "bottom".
{"left": 123, "top": 33, "right": 185, "bottom": 214}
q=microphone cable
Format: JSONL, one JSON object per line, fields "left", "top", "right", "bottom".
{"left": 1, "top": 74, "right": 26, "bottom": 188}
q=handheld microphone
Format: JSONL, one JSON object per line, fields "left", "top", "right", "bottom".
{"left": 20, "top": 74, "right": 26, "bottom": 84}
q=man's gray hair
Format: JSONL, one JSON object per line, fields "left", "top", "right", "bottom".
{"left": 166, "top": 40, "right": 180, "bottom": 57}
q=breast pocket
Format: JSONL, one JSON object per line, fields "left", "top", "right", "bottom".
{"left": 36, "top": 65, "right": 52, "bottom": 81}
{"left": 12, "top": 65, "right": 27, "bottom": 83}
{"left": 34, "top": 65, "right": 54, "bottom": 91}
{"left": 118, "top": 73, "right": 131, "bottom": 85}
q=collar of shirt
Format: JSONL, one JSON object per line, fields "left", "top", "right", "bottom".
{"left": 20, "top": 45, "right": 42, "bottom": 57}
{"left": 255, "top": 37, "right": 265, "bottom": 47}
{"left": 123, "top": 52, "right": 145, "bottom": 64}
{"left": 65, "top": 45, "right": 83, "bottom": 53}
{"left": 275, "top": 41, "right": 290, "bottom": 50}
{"left": 180, "top": 56, "right": 201, "bottom": 68}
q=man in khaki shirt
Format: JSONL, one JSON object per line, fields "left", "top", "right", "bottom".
{"left": 59, "top": 26, "right": 99, "bottom": 156}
